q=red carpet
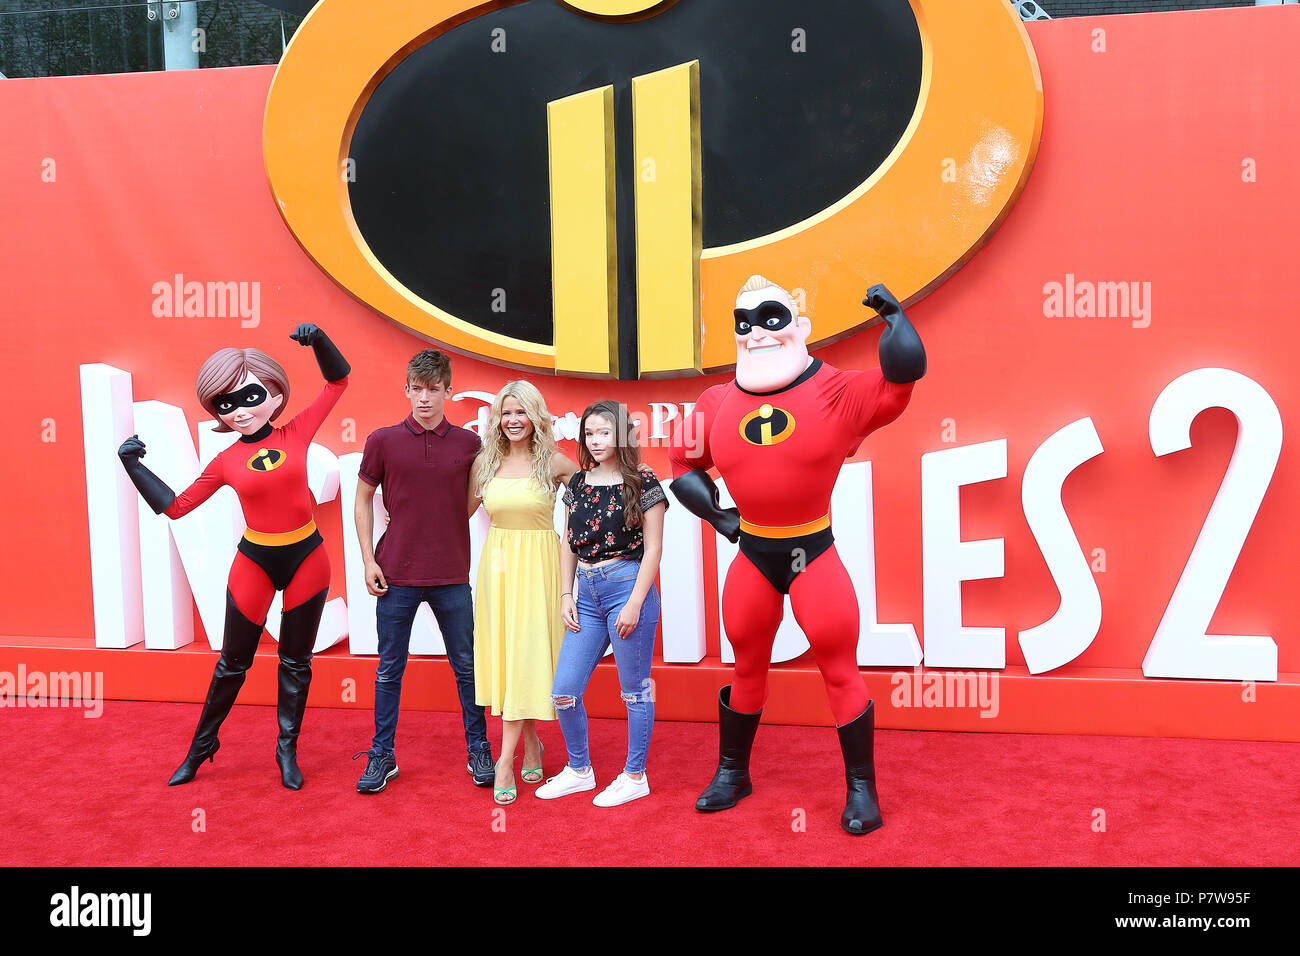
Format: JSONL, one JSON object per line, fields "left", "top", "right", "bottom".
{"left": 2, "top": 700, "right": 1297, "bottom": 866}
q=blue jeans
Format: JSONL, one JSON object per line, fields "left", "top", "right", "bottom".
{"left": 552, "top": 560, "right": 660, "bottom": 774}
{"left": 372, "top": 583, "right": 487, "bottom": 755}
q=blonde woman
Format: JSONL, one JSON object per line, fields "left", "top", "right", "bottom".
{"left": 470, "top": 381, "right": 578, "bottom": 804}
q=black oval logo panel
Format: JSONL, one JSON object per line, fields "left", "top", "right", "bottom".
{"left": 349, "top": 0, "right": 922, "bottom": 347}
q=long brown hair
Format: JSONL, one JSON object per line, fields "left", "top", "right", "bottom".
{"left": 578, "top": 400, "right": 646, "bottom": 528}
{"left": 195, "top": 347, "right": 290, "bottom": 432}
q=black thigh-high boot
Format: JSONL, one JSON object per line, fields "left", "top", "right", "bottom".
{"left": 837, "top": 700, "right": 884, "bottom": 835}
{"left": 168, "top": 593, "right": 264, "bottom": 786}
{"left": 696, "top": 685, "right": 762, "bottom": 811}
{"left": 275, "top": 589, "right": 326, "bottom": 791}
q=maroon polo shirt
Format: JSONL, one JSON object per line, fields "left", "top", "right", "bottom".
{"left": 358, "top": 414, "right": 482, "bottom": 586}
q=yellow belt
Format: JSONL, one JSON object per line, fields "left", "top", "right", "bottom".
{"left": 738, "top": 514, "right": 831, "bottom": 539}
{"left": 243, "top": 520, "right": 317, "bottom": 547}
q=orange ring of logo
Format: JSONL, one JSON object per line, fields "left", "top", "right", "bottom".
{"left": 265, "top": 0, "right": 1042, "bottom": 377}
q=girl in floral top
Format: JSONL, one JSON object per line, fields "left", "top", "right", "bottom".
{"left": 535, "top": 400, "right": 667, "bottom": 807}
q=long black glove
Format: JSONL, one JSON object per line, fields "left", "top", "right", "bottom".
{"left": 117, "top": 436, "right": 177, "bottom": 515}
{"left": 670, "top": 469, "right": 740, "bottom": 542}
{"left": 289, "top": 324, "right": 351, "bottom": 381}
{"left": 864, "top": 284, "right": 926, "bottom": 384}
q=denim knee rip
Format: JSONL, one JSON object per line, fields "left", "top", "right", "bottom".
{"left": 552, "top": 694, "right": 579, "bottom": 710}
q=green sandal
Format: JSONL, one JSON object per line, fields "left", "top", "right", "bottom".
{"left": 493, "top": 757, "right": 517, "bottom": 804}
{"left": 521, "top": 742, "right": 545, "bottom": 784}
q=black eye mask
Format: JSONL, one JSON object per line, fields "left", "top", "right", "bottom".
{"left": 214, "top": 383, "right": 270, "bottom": 414}
{"left": 734, "top": 300, "right": 793, "bottom": 336}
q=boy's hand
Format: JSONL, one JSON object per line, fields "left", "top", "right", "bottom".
{"left": 365, "top": 560, "right": 389, "bottom": 596}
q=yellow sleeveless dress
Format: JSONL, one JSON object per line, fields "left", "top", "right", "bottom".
{"left": 473, "top": 476, "right": 564, "bottom": 721}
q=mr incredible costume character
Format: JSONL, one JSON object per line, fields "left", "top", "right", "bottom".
{"left": 669, "top": 275, "right": 925, "bottom": 835}
{"left": 116, "top": 324, "right": 350, "bottom": 790}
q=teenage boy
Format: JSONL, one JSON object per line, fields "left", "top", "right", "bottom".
{"left": 352, "top": 349, "right": 493, "bottom": 793}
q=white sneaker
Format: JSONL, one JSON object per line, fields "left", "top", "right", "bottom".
{"left": 592, "top": 772, "right": 650, "bottom": 807}
{"left": 535, "top": 765, "right": 596, "bottom": 800}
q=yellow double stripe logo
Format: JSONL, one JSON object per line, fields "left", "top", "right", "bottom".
{"left": 548, "top": 60, "right": 701, "bottom": 378}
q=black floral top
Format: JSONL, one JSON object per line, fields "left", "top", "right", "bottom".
{"left": 562, "top": 468, "right": 669, "bottom": 562}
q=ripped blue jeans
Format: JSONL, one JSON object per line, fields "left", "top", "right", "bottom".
{"left": 552, "top": 559, "right": 659, "bottom": 774}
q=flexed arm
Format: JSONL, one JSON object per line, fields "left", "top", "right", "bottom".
{"left": 290, "top": 323, "right": 351, "bottom": 382}
{"left": 285, "top": 324, "right": 350, "bottom": 439}
{"left": 864, "top": 285, "right": 926, "bottom": 384}
{"left": 118, "top": 436, "right": 225, "bottom": 518}
{"left": 117, "top": 436, "right": 177, "bottom": 515}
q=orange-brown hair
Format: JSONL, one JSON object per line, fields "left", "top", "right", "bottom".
{"left": 195, "top": 347, "right": 290, "bottom": 432}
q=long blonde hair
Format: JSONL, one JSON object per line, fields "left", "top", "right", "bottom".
{"left": 473, "top": 380, "right": 557, "bottom": 496}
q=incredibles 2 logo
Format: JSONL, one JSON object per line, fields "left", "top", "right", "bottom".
{"left": 264, "top": 0, "right": 1043, "bottom": 380}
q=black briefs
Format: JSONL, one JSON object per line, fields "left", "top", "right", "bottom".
{"left": 737, "top": 526, "right": 835, "bottom": 595}
{"left": 236, "top": 530, "right": 324, "bottom": 591}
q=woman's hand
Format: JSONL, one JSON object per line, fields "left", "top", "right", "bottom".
{"left": 117, "top": 435, "right": 147, "bottom": 460}
{"left": 561, "top": 593, "right": 580, "bottom": 632}
{"left": 291, "top": 324, "right": 351, "bottom": 381}
{"left": 289, "top": 323, "right": 320, "bottom": 346}
{"left": 615, "top": 597, "right": 643, "bottom": 639}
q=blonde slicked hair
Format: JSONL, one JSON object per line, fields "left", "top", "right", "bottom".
{"left": 739, "top": 273, "right": 793, "bottom": 302}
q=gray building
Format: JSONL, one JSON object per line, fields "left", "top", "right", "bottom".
{"left": 1043, "top": 0, "right": 1257, "bottom": 16}
{"left": 0, "top": 0, "right": 1293, "bottom": 79}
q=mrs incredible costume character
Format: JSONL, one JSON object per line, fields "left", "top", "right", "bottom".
{"left": 668, "top": 275, "right": 925, "bottom": 835}
{"left": 116, "top": 324, "right": 350, "bottom": 790}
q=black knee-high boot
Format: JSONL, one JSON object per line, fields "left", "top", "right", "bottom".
{"left": 168, "top": 594, "right": 264, "bottom": 786}
{"left": 275, "top": 589, "right": 326, "bottom": 791}
{"left": 837, "top": 700, "right": 883, "bottom": 835}
{"left": 696, "top": 686, "right": 762, "bottom": 812}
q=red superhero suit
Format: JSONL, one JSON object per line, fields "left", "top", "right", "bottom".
{"left": 165, "top": 375, "right": 345, "bottom": 625}
{"left": 672, "top": 357, "right": 911, "bottom": 722}
{"left": 669, "top": 277, "right": 925, "bottom": 835}
{"left": 118, "top": 324, "right": 349, "bottom": 790}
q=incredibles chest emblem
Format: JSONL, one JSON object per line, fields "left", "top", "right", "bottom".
{"left": 739, "top": 404, "right": 795, "bottom": 447}
{"left": 248, "top": 448, "right": 287, "bottom": 472}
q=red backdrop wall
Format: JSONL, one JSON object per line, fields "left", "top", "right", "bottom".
{"left": 0, "top": 7, "right": 1296, "bottom": 729}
